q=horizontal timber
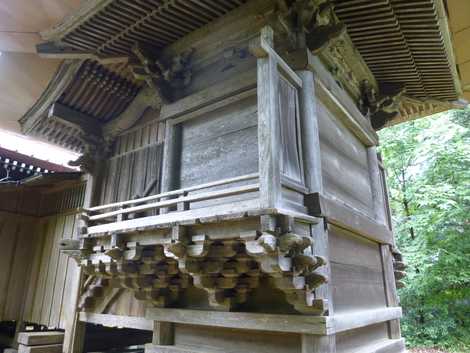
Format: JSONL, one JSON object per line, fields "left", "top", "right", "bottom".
{"left": 86, "top": 204, "right": 321, "bottom": 236}
{"left": 305, "top": 193, "right": 393, "bottom": 244}
{"left": 78, "top": 308, "right": 400, "bottom": 337}
{"left": 159, "top": 71, "right": 257, "bottom": 122}
{"left": 78, "top": 312, "right": 152, "bottom": 331}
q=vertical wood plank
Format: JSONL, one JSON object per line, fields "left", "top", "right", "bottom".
{"left": 297, "top": 66, "right": 334, "bottom": 317}
{"left": 152, "top": 321, "right": 174, "bottom": 345}
{"left": 0, "top": 218, "right": 19, "bottom": 320}
{"left": 59, "top": 214, "right": 77, "bottom": 329}
{"left": 50, "top": 214, "right": 75, "bottom": 328}
{"left": 367, "top": 146, "right": 387, "bottom": 224}
{"left": 255, "top": 26, "right": 281, "bottom": 208}
{"left": 22, "top": 220, "right": 47, "bottom": 323}
{"left": 381, "top": 244, "right": 401, "bottom": 339}
{"left": 4, "top": 218, "right": 35, "bottom": 321}
{"left": 161, "top": 121, "right": 180, "bottom": 195}
{"left": 41, "top": 215, "right": 66, "bottom": 326}
{"left": 33, "top": 217, "right": 57, "bottom": 323}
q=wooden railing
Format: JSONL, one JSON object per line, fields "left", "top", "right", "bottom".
{"left": 85, "top": 173, "right": 260, "bottom": 225}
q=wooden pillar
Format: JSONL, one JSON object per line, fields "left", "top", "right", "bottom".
{"left": 145, "top": 321, "right": 175, "bottom": 352}
{"left": 160, "top": 120, "right": 181, "bottom": 213}
{"left": 252, "top": 26, "right": 281, "bottom": 209}
{"left": 63, "top": 168, "right": 103, "bottom": 353}
{"left": 295, "top": 49, "right": 335, "bottom": 353}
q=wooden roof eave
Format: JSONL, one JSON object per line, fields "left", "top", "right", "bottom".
{"left": 40, "top": 0, "right": 115, "bottom": 43}
{"left": 19, "top": 60, "right": 83, "bottom": 135}
{"left": 435, "top": 0, "right": 463, "bottom": 99}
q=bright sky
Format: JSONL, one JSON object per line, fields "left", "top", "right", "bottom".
{"left": 0, "top": 128, "right": 79, "bottom": 167}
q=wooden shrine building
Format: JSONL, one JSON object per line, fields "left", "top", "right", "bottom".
{"left": 0, "top": 0, "right": 468, "bottom": 352}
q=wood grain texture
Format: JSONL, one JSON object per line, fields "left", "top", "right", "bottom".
{"left": 17, "top": 331, "right": 64, "bottom": 346}
{"left": 329, "top": 226, "right": 387, "bottom": 313}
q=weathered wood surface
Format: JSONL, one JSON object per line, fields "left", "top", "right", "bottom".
{"left": 146, "top": 308, "right": 330, "bottom": 335}
{"left": 18, "top": 344, "right": 62, "bottom": 353}
{"left": 0, "top": 214, "right": 36, "bottom": 322}
{"left": 100, "top": 120, "right": 163, "bottom": 206}
{"left": 17, "top": 331, "right": 64, "bottom": 346}
{"left": 79, "top": 312, "right": 152, "bottom": 331}
{"left": 317, "top": 99, "right": 375, "bottom": 217}
{"left": 306, "top": 193, "right": 393, "bottom": 244}
{"left": 179, "top": 95, "right": 258, "bottom": 189}
{"left": 329, "top": 226, "right": 387, "bottom": 313}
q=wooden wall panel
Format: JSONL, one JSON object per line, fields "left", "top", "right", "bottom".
{"left": 336, "top": 322, "right": 389, "bottom": 353}
{"left": 21, "top": 184, "right": 85, "bottom": 328}
{"left": 179, "top": 95, "right": 258, "bottom": 189}
{"left": 99, "top": 120, "right": 163, "bottom": 205}
{"left": 0, "top": 213, "right": 37, "bottom": 322}
{"left": 317, "top": 100, "right": 374, "bottom": 217}
{"left": 329, "top": 225, "right": 387, "bottom": 313}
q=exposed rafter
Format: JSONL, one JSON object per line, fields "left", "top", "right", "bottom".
{"left": 332, "top": 0, "right": 459, "bottom": 101}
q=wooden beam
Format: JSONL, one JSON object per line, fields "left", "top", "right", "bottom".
{"left": 146, "top": 308, "right": 332, "bottom": 335}
{"left": 36, "top": 41, "right": 128, "bottom": 64}
{"left": 18, "top": 344, "right": 62, "bottom": 353}
{"left": 146, "top": 307, "right": 400, "bottom": 336}
{"left": 78, "top": 312, "right": 153, "bottom": 331}
{"left": 332, "top": 307, "right": 402, "bottom": 334}
{"left": 305, "top": 193, "right": 393, "bottom": 244}
{"left": 17, "top": 331, "right": 64, "bottom": 346}
{"left": 159, "top": 70, "right": 257, "bottom": 122}
{"left": 103, "top": 86, "right": 159, "bottom": 138}
{"left": 49, "top": 103, "right": 102, "bottom": 136}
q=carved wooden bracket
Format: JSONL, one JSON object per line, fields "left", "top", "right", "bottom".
{"left": 62, "top": 217, "right": 328, "bottom": 315}
{"left": 129, "top": 44, "right": 195, "bottom": 104}
{"left": 276, "top": 0, "right": 345, "bottom": 52}
{"left": 359, "top": 80, "right": 405, "bottom": 130}
{"left": 68, "top": 140, "right": 111, "bottom": 174}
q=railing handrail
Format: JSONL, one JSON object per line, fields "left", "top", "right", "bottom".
{"left": 88, "top": 183, "right": 260, "bottom": 221}
{"left": 87, "top": 173, "right": 259, "bottom": 213}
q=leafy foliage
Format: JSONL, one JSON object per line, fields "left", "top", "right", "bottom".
{"left": 378, "top": 109, "right": 470, "bottom": 352}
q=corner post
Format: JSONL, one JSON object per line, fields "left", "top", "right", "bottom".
{"left": 293, "top": 49, "right": 336, "bottom": 353}
{"left": 251, "top": 26, "right": 281, "bottom": 209}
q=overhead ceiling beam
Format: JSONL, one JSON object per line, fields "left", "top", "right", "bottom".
{"left": 48, "top": 102, "right": 102, "bottom": 137}
{"left": 36, "top": 41, "right": 129, "bottom": 64}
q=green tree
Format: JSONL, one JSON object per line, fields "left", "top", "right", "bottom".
{"left": 378, "top": 109, "right": 470, "bottom": 352}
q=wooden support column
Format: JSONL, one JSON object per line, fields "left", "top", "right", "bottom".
{"left": 295, "top": 49, "right": 335, "bottom": 353}
{"left": 63, "top": 169, "right": 104, "bottom": 353}
{"left": 153, "top": 321, "right": 175, "bottom": 345}
{"left": 160, "top": 120, "right": 181, "bottom": 213}
{"left": 144, "top": 321, "right": 175, "bottom": 352}
{"left": 251, "top": 26, "right": 281, "bottom": 209}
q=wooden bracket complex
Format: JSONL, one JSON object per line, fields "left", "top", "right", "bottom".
{"left": 276, "top": 0, "right": 345, "bottom": 52}
{"left": 130, "top": 44, "right": 195, "bottom": 104}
